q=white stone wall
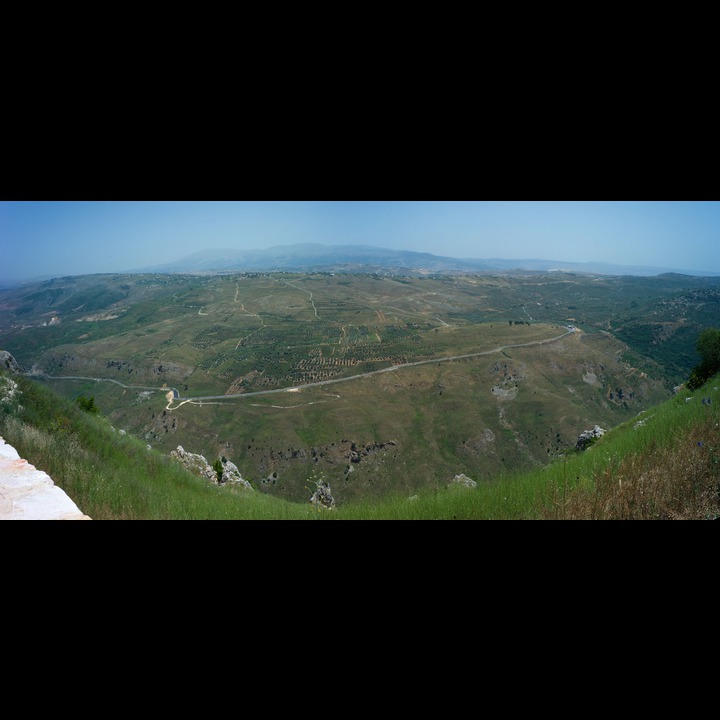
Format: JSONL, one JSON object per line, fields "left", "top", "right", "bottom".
{"left": 0, "top": 436, "right": 90, "bottom": 520}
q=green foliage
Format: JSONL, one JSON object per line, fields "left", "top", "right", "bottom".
{"left": 49, "top": 416, "right": 73, "bottom": 435}
{"left": 56, "top": 285, "right": 126, "bottom": 314}
{"left": 212, "top": 458, "right": 224, "bottom": 483}
{"left": 688, "top": 328, "right": 720, "bottom": 389}
{"left": 687, "top": 367, "right": 705, "bottom": 391}
{"left": 75, "top": 394, "right": 99, "bottom": 414}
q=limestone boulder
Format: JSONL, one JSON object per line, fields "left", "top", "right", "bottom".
{"left": 575, "top": 425, "right": 605, "bottom": 451}
{"left": 451, "top": 473, "right": 477, "bottom": 488}
{"left": 170, "top": 446, "right": 253, "bottom": 490}
{"left": 0, "top": 351, "right": 20, "bottom": 374}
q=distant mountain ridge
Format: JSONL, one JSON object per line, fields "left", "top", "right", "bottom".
{"left": 135, "top": 243, "right": 719, "bottom": 278}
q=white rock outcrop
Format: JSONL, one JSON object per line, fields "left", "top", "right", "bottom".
{"left": 309, "top": 479, "right": 336, "bottom": 509}
{"left": 451, "top": 473, "right": 477, "bottom": 488}
{"left": 575, "top": 425, "right": 605, "bottom": 451}
{"left": 170, "top": 445, "right": 253, "bottom": 490}
{"left": 0, "top": 351, "right": 20, "bottom": 374}
{"left": 0, "top": 436, "right": 90, "bottom": 520}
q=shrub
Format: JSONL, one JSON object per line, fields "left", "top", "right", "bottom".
{"left": 76, "top": 395, "right": 99, "bottom": 413}
{"left": 688, "top": 328, "right": 720, "bottom": 389}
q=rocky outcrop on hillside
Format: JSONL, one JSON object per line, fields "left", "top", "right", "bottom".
{"left": 575, "top": 425, "right": 605, "bottom": 451}
{"left": 309, "top": 479, "right": 336, "bottom": 509}
{"left": 217, "top": 456, "right": 252, "bottom": 489}
{"left": 170, "top": 445, "right": 253, "bottom": 490}
{"left": 348, "top": 440, "right": 397, "bottom": 464}
{"left": 451, "top": 473, "right": 477, "bottom": 488}
{"left": 0, "top": 351, "right": 20, "bottom": 374}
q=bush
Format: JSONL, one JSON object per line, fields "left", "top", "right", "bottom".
{"left": 688, "top": 328, "right": 720, "bottom": 389}
{"left": 212, "top": 458, "right": 224, "bottom": 484}
{"left": 76, "top": 395, "right": 99, "bottom": 414}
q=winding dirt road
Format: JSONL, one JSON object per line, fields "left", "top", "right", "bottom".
{"left": 172, "top": 327, "right": 577, "bottom": 405}
{"left": 25, "top": 328, "right": 577, "bottom": 410}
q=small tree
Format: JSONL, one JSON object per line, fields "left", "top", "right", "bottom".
{"left": 688, "top": 328, "right": 720, "bottom": 389}
{"left": 76, "top": 395, "right": 99, "bottom": 414}
{"left": 212, "top": 458, "right": 224, "bottom": 484}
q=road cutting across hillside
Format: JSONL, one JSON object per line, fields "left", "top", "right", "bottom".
{"left": 23, "top": 327, "right": 577, "bottom": 412}
{"left": 166, "top": 326, "right": 577, "bottom": 409}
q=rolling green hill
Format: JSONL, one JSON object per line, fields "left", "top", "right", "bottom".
{"left": 1, "top": 363, "right": 717, "bottom": 519}
{"left": 2, "top": 270, "right": 720, "bottom": 508}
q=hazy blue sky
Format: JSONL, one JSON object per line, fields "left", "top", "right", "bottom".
{"left": 2, "top": 200, "right": 719, "bottom": 282}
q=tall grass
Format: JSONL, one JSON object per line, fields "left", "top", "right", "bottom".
{"left": 538, "top": 382, "right": 720, "bottom": 519}
{"left": 1, "top": 373, "right": 317, "bottom": 519}
{"left": 330, "top": 378, "right": 720, "bottom": 519}
{"left": 2, "top": 371, "right": 718, "bottom": 519}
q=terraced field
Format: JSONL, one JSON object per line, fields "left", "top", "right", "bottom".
{"left": 2, "top": 270, "right": 718, "bottom": 504}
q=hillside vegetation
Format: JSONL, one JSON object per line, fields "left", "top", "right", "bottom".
{"left": 3, "top": 270, "right": 707, "bottom": 504}
{"left": 1, "top": 368, "right": 718, "bottom": 519}
{"left": 3, "top": 269, "right": 720, "bottom": 515}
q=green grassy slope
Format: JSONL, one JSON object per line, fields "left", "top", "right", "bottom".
{"left": 23, "top": 324, "right": 671, "bottom": 505}
{"left": 3, "top": 270, "right": 720, "bottom": 515}
{"left": 4, "top": 271, "right": 699, "bottom": 505}
{"left": 2, "top": 368, "right": 718, "bottom": 519}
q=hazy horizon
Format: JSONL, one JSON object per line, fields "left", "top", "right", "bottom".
{"left": 2, "top": 200, "right": 720, "bottom": 282}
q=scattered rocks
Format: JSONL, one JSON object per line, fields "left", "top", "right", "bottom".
{"left": 260, "top": 472, "right": 278, "bottom": 486}
{"left": 348, "top": 440, "right": 396, "bottom": 464}
{"left": 492, "top": 384, "right": 518, "bottom": 399}
{"left": 462, "top": 429, "right": 496, "bottom": 453}
{"left": 575, "top": 425, "right": 605, "bottom": 451}
{"left": 153, "top": 361, "right": 184, "bottom": 377}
